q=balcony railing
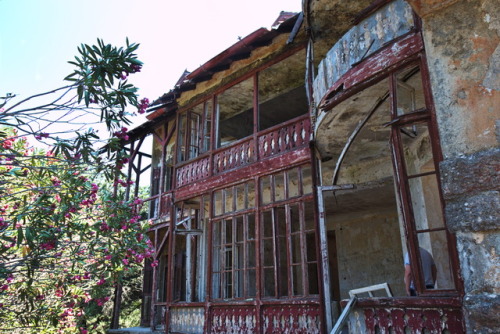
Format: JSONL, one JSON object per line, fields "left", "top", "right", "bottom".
{"left": 176, "top": 115, "right": 311, "bottom": 187}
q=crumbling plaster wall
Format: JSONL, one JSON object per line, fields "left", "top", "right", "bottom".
{"left": 412, "top": 0, "right": 500, "bottom": 332}
{"left": 326, "top": 209, "right": 405, "bottom": 299}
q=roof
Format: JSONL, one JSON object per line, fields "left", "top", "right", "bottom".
{"left": 150, "top": 12, "right": 300, "bottom": 108}
{"left": 127, "top": 11, "right": 302, "bottom": 140}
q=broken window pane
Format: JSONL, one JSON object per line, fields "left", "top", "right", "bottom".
{"left": 396, "top": 64, "right": 425, "bottom": 115}
{"left": 417, "top": 231, "right": 455, "bottom": 290}
{"left": 216, "top": 77, "right": 254, "bottom": 147}
{"left": 409, "top": 174, "right": 446, "bottom": 230}
{"left": 258, "top": 49, "right": 307, "bottom": 131}
{"left": 400, "top": 123, "right": 434, "bottom": 176}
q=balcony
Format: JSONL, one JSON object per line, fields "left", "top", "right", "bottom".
{"left": 175, "top": 115, "right": 311, "bottom": 189}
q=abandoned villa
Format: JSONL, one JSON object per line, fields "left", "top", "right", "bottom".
{"left": 111, "top": 0, "right": 499, "bottom": 333}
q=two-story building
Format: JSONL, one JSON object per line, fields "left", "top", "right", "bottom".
{"left": 115, "top": 0, "right": 498, "bottom": 333}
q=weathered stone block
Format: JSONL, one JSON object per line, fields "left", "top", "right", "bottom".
{"left": 445, "top": 191, "right": 499, "bottom": 233}
{"left": 463, "top": 294, "right": 500, "bottom": 334}
{"left": 456, "top": 232, "right": 500, "bottom": 295}
{"left": 440, "top": 148, "right": 500, "bottom": 200}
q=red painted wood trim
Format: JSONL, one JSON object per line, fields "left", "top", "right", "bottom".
{"left": 319, "top": 33, "right": 424, "bottom": 111}
{"left": 340, "top": 296, "right": 462, "bottom": 308}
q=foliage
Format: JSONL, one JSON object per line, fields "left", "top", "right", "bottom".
{"left": 0, "top": 39, "right": 152, "bottom": 333}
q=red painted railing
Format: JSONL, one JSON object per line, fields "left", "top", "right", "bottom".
{"left": 176, "top": 115, "right": 311, "bottom": 187}
{"left": 258, "top": 117, "right": 311, "bottom": 159}
{"left": 213, "top": 137, "right": 255, "bottom": 174}
{"left": 176, "top": 156, "right": 210, "bottom": 187}
{"left": 346, "top": 297, "right": 464, "bottom": 333}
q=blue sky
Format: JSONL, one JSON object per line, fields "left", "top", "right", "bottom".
{"left": 0, "top": 0, "right": 302, "bottom": 115}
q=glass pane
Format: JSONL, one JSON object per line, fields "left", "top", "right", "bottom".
{"left": 224, "top": 219, "right": 232, "bottom": 244}
{"left": 396, "top": 64, "right": 425, "bottom": 115}
{"left": 247, "top": 181, "right": 255, "bottom": 208}
{"left": 202, "top": 195, "right": 210, "bottom": 220}
{"left": 276, "top": 207, "right": 286, "bottom": 237}
{"left": 235, "top": 243, "right": 243, "bottom": 271}
{"left": 275, "top": 173, "right": 285, "bottom": 202}
{"left": 173, "top": 235, "right": 186, "bottom": 301}
{"left": 291, "top": 234, "right": 301, "bottom": 264}
{"left": 224, "top": 187, "right": 233, "bottom": 213}
{"left": 400, "top": 123, "right": 434, "bottom": 177}
{"left": 217, "top": 77, "right": 254, "bottom": 147}
{"left": 306, "top": 232, "right": 317, "bottom": 262}
{"left": 263, "top": 268, "right": 275, "bottom": 297}
{"left": 235, "top": 270, "right": 243, "bottom": 298}
{"left": 188, "top": 110, "right": 201, "bottom": 159}
{"left": 263, "top": 239, "right": 274, "bottom": 266}
{"left": 278, "top": 236, "right": 288, "bottom": 297}
{"left": 236, "top": 216, "right": 244, "bottom": 242}
{"left": 417, "top": 231, "right": 455, "bottom": 290}
{"left": 224, "top": 272, "right": 233, "bottom": 299}
{"left": 302, "top": 165, "right": 313, "bottom": 195}
{"left": 247, "top": 269, "right": 256, "bottom": 297}
{"left": 235, "top": 183, "right": 246, "bottom": 211}
{"left": 212, "top": 273, "right": 220, "bottom": 299}
{"left": 202, "top": 101, "right": 212, "bottom": 152}
{"left": 212, "top": 221, "right": 221, "bottom": 247}
{"left": 308, "top": 263, "right": 319, "bottom": 294}
{"left": 247, "top": 214, "right": 255, "bottom": 240}
{"left": 292, "top": 265, "right": 304, "bottom": 296}
{"left": 262, "top": 210, "right": 273, "bottom": 238}
{"left": 288, "top": 168, "right": 300, "bottom": 198}
{"left": 214, "top": 190, "right": 223, "bottom": 216}
{"left": 260, "top": 176, "right": 272, "bottom": 204}
{"left": 409, "top": 174, "right": 445, "bottom": 231}
{"left": 290, "top": 204, "right": 301, "bottom": 233}
{"left": 177, "top": 113, "right": 187, "bottom": 162}
{"left": 304, "top": 201, "right": 315, "bottom": 231}
{"left": 247, "top": 241, "right": 256, "bottom": 268}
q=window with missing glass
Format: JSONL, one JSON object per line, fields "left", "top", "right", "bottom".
{"left": 177, "top": 101, "right": 212, "bottom": 163}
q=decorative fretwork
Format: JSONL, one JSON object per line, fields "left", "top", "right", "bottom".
{"left": 210, "top": 306, "right": 257, "bottom": 334}
{"left": 363, "top": 307, "right": 464, "bottom": 333}
{"left": 169, "top": 307, "right": 205, "bottom": 334}
{"left": 262, "top": 304, "right": 321, "bottom": 333}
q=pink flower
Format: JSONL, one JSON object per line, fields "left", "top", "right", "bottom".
{"left": 151, "top": 260, "right": 158, "bottom": 267}
{"left": 35, "top": 132, "right": 49, "bottom": 140}
{"left": 96, "top": 278, "right": 106, "bottom": 286}
{"left": 0, "top": 285, "right": 8, "bottom": 291}
{"left": 130, "top": 64, "right": 142, "bottom": 73}
{"left": 122, "top": 258, "right": 129, "bottom": 265}
{"left": 40, "top": 240, "right": 56, "bottom": 250}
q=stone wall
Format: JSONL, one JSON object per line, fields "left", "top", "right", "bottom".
{"left": 416, "top": 0, "right": 500, "bottom": 332}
